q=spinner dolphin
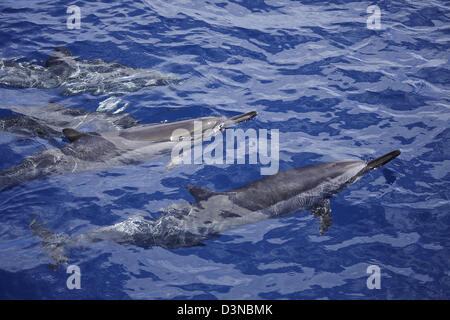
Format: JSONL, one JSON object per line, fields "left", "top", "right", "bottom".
{"left": 0, "top": 48, "right": 176, "bottom": 96}
{"left": 0, "top": 103, "right": 257, "bottom": 191}
{"left": 31, "top": 150, "right": 401, "bottom": 266}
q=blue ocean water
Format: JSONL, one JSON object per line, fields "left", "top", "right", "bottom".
{"left": 0, "top": 0, "right": 449, "bottom": 299}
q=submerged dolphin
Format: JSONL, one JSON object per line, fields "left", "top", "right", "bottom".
{"left": 30, "top": 150, "right": 401, "bottom": 266}
{"left": 0, "top": 104, "right": 257, "bottom": 191}
{"left": 0, "top": 102, "right": 139, "bottom": 140}
{"left": 0, "top": 48, "right": 176, "bottom": 96}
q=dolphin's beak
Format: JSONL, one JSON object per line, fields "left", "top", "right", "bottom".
{"left": 228, "top": 111, "right": 258, "bottom": 125}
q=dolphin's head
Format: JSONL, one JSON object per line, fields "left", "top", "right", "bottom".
{"left": 224, "top": 111, "right": 258, "bottom": 129}
{"left": 168, "top": 111, "right": 257, "bottom": 142}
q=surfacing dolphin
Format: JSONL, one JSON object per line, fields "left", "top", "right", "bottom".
{"left": 31, "top": 150, "right": 400, "bottom": 266}
{"left": 0, "top": 48, "right": 177, "bottom": 96}
{"left": 0, "top": 104, "right": 257, "bottom": 191}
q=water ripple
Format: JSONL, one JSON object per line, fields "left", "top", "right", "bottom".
{"left": 0, "top": 0, "right": 448, "bottom": 299}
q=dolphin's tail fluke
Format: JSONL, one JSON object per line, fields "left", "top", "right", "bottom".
{"left": 30, "top": 217, "right": 70, "bottom": 269}
{"left": 366, "top": 150, "right": 401, "bottom": 170}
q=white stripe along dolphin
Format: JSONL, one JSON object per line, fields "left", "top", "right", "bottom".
{"left": 30, "top": 150, "right": 400, "bottom": 267}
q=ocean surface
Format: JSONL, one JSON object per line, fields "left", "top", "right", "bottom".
{"left": 0, "top": 0, "right": 449, "bottom": 299}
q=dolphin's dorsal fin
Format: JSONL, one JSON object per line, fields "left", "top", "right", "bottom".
{"left": 186, "top": 185, "right": 217, "bottom": 202}
{"left": 45, "top": 47, "right": 72, "bottom": 68}
{"left": 62, "top": 128, "right": 88, "bottom": 142}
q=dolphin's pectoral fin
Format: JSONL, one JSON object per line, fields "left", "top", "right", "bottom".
{"left": 311, "top": 199, "right": 332, "bottom": 235}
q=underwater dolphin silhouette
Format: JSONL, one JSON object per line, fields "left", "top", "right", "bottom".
{"left": 0, "top": 104, "right": 257, "bottom": 191}
{"left": 0, "top": 47, "right": 176, "bottom": 96}
{"left": 30, "top": 150, "right": 400, "bottom": 266}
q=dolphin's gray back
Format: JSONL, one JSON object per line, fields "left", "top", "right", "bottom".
{"left": 0, "top": 57, "right": 61, "bottom": 89}
{"left": 0, "top": 132, "right": 123, "bottom": 191}
{"left": 60, "top": 133, "right": 121, "bottom": 162}
{"left": 119, "top": 121, "right": 188, "bottom": 142}
{"left": 2, "top": 103, "right": 139, "bottom": 134}
{"left": 118, "top": 116, "right": 223, "bottom": 142}
{"left": 229, "top": 160, "right": 366, "bottom": 212}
